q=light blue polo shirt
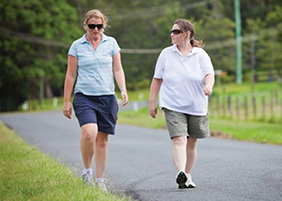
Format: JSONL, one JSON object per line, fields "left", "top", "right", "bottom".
{"left": 68, "top": 34, "right": 121, "bottom": 96}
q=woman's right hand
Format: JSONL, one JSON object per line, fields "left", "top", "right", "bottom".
{"left": 63, "top": 101, "right": 72, "bottom": 119}
{"left": 121, "top": 90, "right": 129, "bottom": 106}
{"left": 149, "top": 101, "right": 157, "bottom": 118}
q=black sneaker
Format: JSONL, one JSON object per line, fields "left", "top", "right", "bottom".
{"left": 176, "top": 171, "right": 188, "bottom": 189}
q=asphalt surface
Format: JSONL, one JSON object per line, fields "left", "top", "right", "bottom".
{"left": 1, "top": 110, "right": 282, "bottom": 201}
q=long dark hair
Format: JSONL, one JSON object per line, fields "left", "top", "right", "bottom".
{"left": 174, "top": 19, "right": 204, "bottom": 48}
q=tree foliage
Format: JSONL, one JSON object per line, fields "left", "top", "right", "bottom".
{"left": 0, "top": 0, "right": 82, "bottom": 111}
{"left": 1, "top": 0, "right": 281, "bottom": 111}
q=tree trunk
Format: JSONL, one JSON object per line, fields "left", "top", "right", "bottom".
{"left": 45, "top": 80, "right": 53, "bottom": 99}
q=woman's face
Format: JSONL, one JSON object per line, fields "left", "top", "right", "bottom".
{"left": 170, "top": 24, "right": 191, "bottom": 46}
{"left": 170, "top": 24, "right": 184, "bottom": 45}
{"left": 87, "top": 17, "right": 103, "bottom": 39}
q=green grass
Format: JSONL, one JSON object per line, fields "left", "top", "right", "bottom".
{"left": 16, "top": 82, "right": 282, "bottom": 144}
{"left": 20, "top": 89, "right": 150, "bottom": 112}
{"left": 118, "top": 107, "right": 166, "bottom": 129}
{"left": 116, "top": 89, "right": 150, "bottom": 102}
{"left": 22, "top": 97, "right": 65, "bottom": 111}
{"left": 0, "top": 122, "right": 130, "bottom": 201}
{"left": 20, "top": 82, "right": 281, "bottom": 111}
{"left": 209, "top": 82, "right": 282, "bottom": 121}
{"left": 212, "top": 81, "right": 281, "bottom": 96}
{"left": 121, "top": 82, "right": 282, "bottom": 121}
{"left": 209, "top": 118, "right": 282, "bottom": 144}
{"left": 119, "top": 82, "right": 281, "bottom": 101}
{"left": 117, "top": 107, "right": 282, "bottom": 145}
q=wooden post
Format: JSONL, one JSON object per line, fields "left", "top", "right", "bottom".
{"left": 228, "top": 96, "right": 232, "bottom": 117}
{"left": 275, "top": 90, "right": 278, "bottom": 105}
{"left": 262, "top": 96, "right": 266, "bottom": 118}
{"left": 222, "top": 97, "right": 226, "bottom": 117}
{"left": 252, "top": 96, "right": 257, "bottom": 118}
{"left": 236, "top": 96, "right": 240, "bottom": 120}
{"left": 209, "top": 97, "right": 213, "bottom": 115}
{"left": 270, "top": 92, "right": 274, "bottom": 117}
{"left": 244, "top": 96, "right": 248, "bottom": 120}
{"left": 281, "top": 99, "right": 282, "bottom": 118}
{"left": 217, "top": 96, "right": 221, "bottom": 116}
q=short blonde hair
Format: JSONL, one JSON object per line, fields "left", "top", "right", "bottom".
{"left": 83, "top": 9, "right": 108, "bottom": 30}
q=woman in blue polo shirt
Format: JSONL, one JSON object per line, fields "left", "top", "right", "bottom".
{"left": 149, "top": 19, "right": 215, "bottom": 189}
{"left": 63, "top": 9, "right": 128, "bottom": 193}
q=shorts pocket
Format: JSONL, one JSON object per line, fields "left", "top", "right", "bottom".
{"left": 73, "top": 93, "right": 86, "bottom": 115}
{"left": 110, "top": 96, "right": 119, "bottom": 122}
{"left": 98, "top": 95, "right": 118, "bottom": 122}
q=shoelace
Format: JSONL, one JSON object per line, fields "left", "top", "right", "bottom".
{"left": 96, "top": 178, "right": 109, "bottom": 194}
{"left": 86, "top": 174, "right": 93, "bottom": 182}
{"left": 96, "top": 178, "right": 108, "bottom": 183}
{"left": 82, "top": 173, "right": 94, "bottom": 185}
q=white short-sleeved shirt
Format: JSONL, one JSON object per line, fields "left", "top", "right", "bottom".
{"left": 154, "top": 45, "right": 214, "bottom": 115}
{"left": 68, "top": 34, "right": 121, "bottom": 96}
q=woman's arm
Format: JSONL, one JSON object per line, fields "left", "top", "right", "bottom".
{"left": 203, "top": 73, "right": 215, "bottom": 96}
{"left": 113, "top": 52, "right": 128, "bottom": 106}
{"left": 63, "top": 55, "right": 78, "bottom": 119}
{"left": 149, "top": 78, "right": 163, "bottom": 118}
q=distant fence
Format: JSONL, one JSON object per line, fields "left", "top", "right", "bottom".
{"left": 209, "top": 90, "right": 282, "bottom": 122}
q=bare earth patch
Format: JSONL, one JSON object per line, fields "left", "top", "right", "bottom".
{"left": 210, "top": 131, "right": 232, "bottom": 139}
{"left": 162, "top": 125, "right": 232, "bottom": 140}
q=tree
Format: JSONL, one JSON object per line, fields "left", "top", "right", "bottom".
{"left": 0, "top": 0, "right": 82, "bottom": 111}
{"left": 244, "top": 5, "right": 282, "bottom": 83}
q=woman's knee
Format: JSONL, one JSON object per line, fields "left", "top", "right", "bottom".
{"left": 96, "top": 132, "right": 108, "bottom": 147}
{"left": 172, "top": 136, "right": 187, "bottom": 146}
{"left": 82, "top": 131, "right": 95, "bottom": 141}
{"left": 187, "top": 137, "right": 197, "bottom": 149}
{"left": 81, "top": 124, "right": 97, "bottom": 141}
{"left": 188, "top": 137, "right": 197, "bottom": 143}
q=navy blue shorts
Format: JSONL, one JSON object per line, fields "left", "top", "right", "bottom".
{"left": 73, "top": 93, "right": 119, "bottom": 134}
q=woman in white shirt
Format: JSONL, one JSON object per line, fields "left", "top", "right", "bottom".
{"left": 149, "top": 19, "right": 215, "bottom": 189}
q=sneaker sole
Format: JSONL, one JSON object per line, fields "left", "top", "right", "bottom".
{"left": 176, "top": 171, "right": 188, "bottom": 189}
{"left": 186, "top": 184, "right": 196, "bottom": 188}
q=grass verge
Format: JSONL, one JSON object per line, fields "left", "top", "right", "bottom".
{"left": 117, "top": 107, "right": 282, "bottom": 145}
{"left": 0, "top": 122, "right": 130, "bottom": 201}
{"left": 208, "top": 118, "right": 282, "bottom": 144}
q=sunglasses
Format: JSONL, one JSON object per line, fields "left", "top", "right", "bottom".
{"left": 170, "top": 29, "right": 183, "bottom": 35}
{"left": 88, "top": 24, "right": 103, "bottom": 29}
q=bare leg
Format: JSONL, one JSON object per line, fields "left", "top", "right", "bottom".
{"left": 95, "top": 131, "right": 109, "bottom": 178}
{"left": 185, "top": 137, "right": 197, "bottom": 174}
{"left": 80, "top": 123, "right": 97, "bottom": 169}
{"left": 172, "top": 136, "right": 187, "bottom": 171}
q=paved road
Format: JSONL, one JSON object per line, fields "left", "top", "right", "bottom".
{"left": 1, "top": 110, "right": 282, "bottom": 201}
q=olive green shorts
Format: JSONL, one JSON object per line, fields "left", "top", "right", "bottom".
{"left": 163, "top": 108, "right": 210, "bottom": 139}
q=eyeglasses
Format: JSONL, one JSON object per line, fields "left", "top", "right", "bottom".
{"left": 88, "top": 24, "right": 103, "bottom": 29}
{"left": 170, "top": 29, "right": 183, "bottom": 35}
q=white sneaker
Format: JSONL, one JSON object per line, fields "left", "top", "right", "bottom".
{"left": 82, "top": 171, "right": 94, "bottom": 186}
{"left": 186, "top": 174, "right": 196, "bottom": 188}
{"left": 96, "top": 179, "right": 108, "bottom": 194}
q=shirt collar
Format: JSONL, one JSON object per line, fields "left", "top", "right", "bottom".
{"left": 172, "top": 44, "right": 178, "bottom": 52}
{"left": 80, "top": 33, "right": 108, "bottom": 43}
{"left": 172, "top": 44, "right": 199, "bottom": 55}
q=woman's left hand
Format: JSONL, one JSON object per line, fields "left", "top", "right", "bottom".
{"left": 121, "top": 90, "right": 128, "bottom": 106}
{"left": 203, "top": 84, "right": 213, "bottom": 96}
